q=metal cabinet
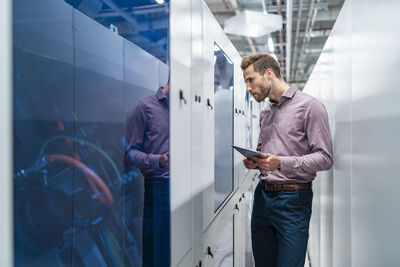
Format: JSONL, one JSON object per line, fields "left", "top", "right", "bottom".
{"left": 170, "top": 0, "right": 193, "bottom": 265}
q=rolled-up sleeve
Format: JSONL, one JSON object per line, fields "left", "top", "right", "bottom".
{"left": 125, "top": 103, "right": 161, "bottom": 170}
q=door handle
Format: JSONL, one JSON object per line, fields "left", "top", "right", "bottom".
{"left": 207, "top": 246, "right": 214, "bottom": 258}
{"left": 179, "top": 90, "right": 187, "bottom": 104}
{"left": 207, "top": 98, "right": 213, "bottom": 110}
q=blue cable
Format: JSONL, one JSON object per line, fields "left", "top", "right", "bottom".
{"left": 103, "top": 230, "right": 117, "bottom": 267}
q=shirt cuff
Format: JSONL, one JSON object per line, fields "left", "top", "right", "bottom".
{"left": 279, "top": 156, "right": 296, "bottom": 176}
{"left": 148, "top": 154, "right": 161, "bottom": 170}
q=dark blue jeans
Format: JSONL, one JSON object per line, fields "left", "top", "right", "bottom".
{"left": 142, "top": 177, "right": 170, "bottom": 267}
{"left": 251, "top": 183, "right": 313, "bottom": 267}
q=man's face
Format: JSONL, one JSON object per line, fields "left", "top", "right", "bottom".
{"left": 243, "top": 65, "right": 271, "bottom": 102}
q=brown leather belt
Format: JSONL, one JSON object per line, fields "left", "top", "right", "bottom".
{"left": 260, "top": 180, "right": 312, "bottom": 191}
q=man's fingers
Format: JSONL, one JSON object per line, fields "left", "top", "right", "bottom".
{"left": 260, "top": 153, "right": 271, "bottom": 158}
{"left": 243, "top": 157, "right": 258, "bottom": 169}
{"left": 244, "top": 157, "right": 256, "bottom": 164}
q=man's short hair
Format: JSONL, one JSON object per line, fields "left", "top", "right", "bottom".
{"left": 241, "top": 53, "right": 282, "bottom": 78}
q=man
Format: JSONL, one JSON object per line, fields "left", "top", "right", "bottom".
{"left": 241, "top": 54, "right": 333, "bottom": 267}
{"left": 125, "top": 82, "right": 170, "bottom": 267}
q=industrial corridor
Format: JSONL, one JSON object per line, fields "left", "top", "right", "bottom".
{"left": 1, "top": 0, "right": 399, "bottom": 266}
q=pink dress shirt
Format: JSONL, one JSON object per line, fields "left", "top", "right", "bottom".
{"left": 257, "top": 84, "right": 333, "bottom": 184}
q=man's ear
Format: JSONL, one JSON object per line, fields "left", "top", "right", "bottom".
{"left": 267, "top": 68, "right": 276, "bottom": 80}
{"left": 264, "top": 68, "right": 272, "bottom": 80}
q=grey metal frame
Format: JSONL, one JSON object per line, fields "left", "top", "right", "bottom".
{"left": 0, "top": 0, "right": 12, "bottom": 265}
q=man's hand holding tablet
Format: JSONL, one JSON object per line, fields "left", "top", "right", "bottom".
{"left": 232, "top": 145, "right": 281, "bottom": 172}
{"left": 232, "top": 145, "right": 264, "bottom": 170}
{"left": 231, "top": 145, "right": 264, "bottom": 160}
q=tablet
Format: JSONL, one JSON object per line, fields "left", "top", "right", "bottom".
{"left": 231, "top": 145, "right": 264, "bottom": 160}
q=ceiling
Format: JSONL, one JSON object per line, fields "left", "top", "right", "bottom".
{"left": 205, "top": 0, "right": 344, "bottom": 89}
{"left": 66, "top": 0, "right": 170, "bottom": 62}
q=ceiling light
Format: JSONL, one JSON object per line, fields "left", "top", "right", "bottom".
{"left": 155, "top": 0, "right": 164, "bottom": 4}
{"left": 223, "top": 10, "right": 282, "bottom": 38}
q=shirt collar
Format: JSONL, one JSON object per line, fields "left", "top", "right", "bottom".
{"left": 157, "top": 87, "right": 167, "bottom": 101}
{"left": 281, "top": 84, "right": 298, "bottom": 99}
{"left": 269, "top": 84, "right": 298, "bottom": 106}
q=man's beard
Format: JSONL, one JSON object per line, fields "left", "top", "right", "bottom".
{"left": 255, "top": 84, "right": 271, "bottom": 102}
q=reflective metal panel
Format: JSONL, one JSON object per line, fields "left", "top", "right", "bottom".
{"left": 0, "top": 0, "right": 12, "bottom": 265}
{"left": 13, "top": 0, "right": 170, "bottom": 266}
{"left": 214, "top": 43, "right": 234, "bottom": 211}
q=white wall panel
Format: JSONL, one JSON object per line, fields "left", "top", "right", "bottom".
{"left": 351, "top": 0, "right": 400, "bottom": 266}
{"left": 170, "top": 0, "right": 193, "bottom": 265}
{"left": 310, "top": 161, "right": 322, "bottom": 267}
{"left": 171, "top": 1, "right": 248, "bottom": 266}
{"left": 201, "top": 3, "right": 218, "bottom": 230}
{"left": 319, "top": 38, "right": 334, "bottom": 267}
{"left": 201, "top": 1, "right": 243, "bottom": 229}
{"left": 304, "top": 68, "right": 321, "bottom": 267}
{"left": 331, "top": 1, "right": 352, "bottom": 266}
{"left": 305, "top": 0, "right": 400, "bottom": 266}
{"left": 191, "top": 0, "right": 205, "bottom": 265}
{"left": 177, "top": 250, "right": 194, "bottom": 267}
{"left": 236, "top": 74, "right": 247, "bottom": 182}
{"left": 237, "top": 172, "right": 258, "bottom": 267}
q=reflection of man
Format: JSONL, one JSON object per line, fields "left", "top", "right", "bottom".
{"left": 241, "top": 54, "right": 333, "bottom": 267}
{"left": 214, "top": 50, "right": 233, "bottom": 92}
{"left": 125, "top": 82, "right": 170, "bottom": 267}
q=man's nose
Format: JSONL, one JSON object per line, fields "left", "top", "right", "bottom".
{"left": 246, "top": 84, "right": 252, "bottom": 92}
